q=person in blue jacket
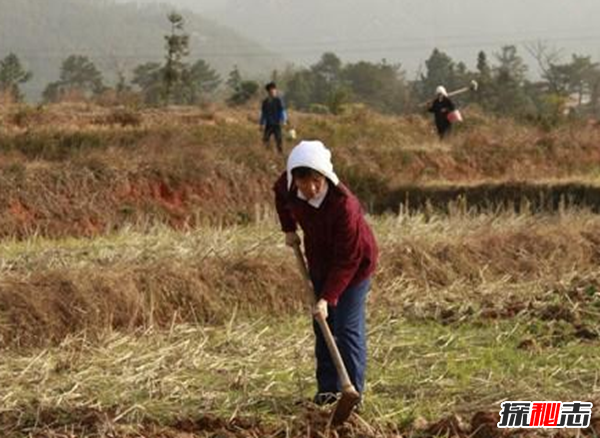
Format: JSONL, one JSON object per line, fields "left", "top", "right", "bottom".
{"left": 260, "top": 82, "right": 288, "bottom": 153}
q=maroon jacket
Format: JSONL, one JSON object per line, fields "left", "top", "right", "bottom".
{"left": 274, "top": 172, "right": 378, "bottom": 306}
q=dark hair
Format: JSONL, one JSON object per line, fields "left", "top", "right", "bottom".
{"left": 265, "top": 82, "right": 277, "bottom": 92}
{"left": 292, "top": 167, "right": 324, "bottom": 180}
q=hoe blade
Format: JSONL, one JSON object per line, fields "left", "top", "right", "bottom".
{"left": 331, "top": 390, "right": 361, "bottom": 426}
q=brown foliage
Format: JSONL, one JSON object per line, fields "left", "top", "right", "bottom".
{"left": 0, "top": 256, "right": 301, "bottom": 348}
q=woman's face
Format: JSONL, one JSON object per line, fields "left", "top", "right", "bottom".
{"left": 295, "top": 174, "right": 327, "bottom": 200}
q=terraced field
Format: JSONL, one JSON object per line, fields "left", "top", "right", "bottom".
{"left": 0, "top": 104, "right": 599, "bottom": 437}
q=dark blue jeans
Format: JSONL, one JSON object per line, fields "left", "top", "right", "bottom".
{"left": 312, "top": 278, "right": 371, "bottom": 395}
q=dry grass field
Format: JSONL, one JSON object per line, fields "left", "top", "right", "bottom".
{"left": 0, "top": 103, "right": 599, "bottom": 437}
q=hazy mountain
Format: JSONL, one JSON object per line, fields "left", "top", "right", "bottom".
{"left": 0, "top": 0, "right": 280, "bottom": 100}
{"left": 125, "top": 0, "right": 600, "bottom": 77}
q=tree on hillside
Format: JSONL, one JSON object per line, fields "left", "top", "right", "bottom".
{"left": 455, "top": 62, "right": 472, "bottom": 86}
{"left": 132, "top": 62, "right": 164, "bottom": 105}
{"left": 549, "top": 55, "right": 599, "bottom": 106}
{"left": 417, "top": 49, "right": 459, "bottom": 101}
{"left": 491, "top": 45, "right": 531, "bottom": 115}
{"left": 164, "top": 12, "right": 190, "bottom": 104}
{"left": 226, "top": 65, "right": 243, "bottom": 91}
{"left": 476, "top": 51, "right": 492, "bottom": 80}
{"left": 131, "top": 13, "right": 221, "bottom": 106}
{"left": 312, "top": 53, "right": 343, "bottom": 86}
{"left": 108, "top": 56, "right": 133, "bottom": 96}
{"left": 342, "top": 60, "right": 409, "bottom": 113}
{"left": 495, "top": 45, "right": 528, "bottom": 84}
{"left": 228, "top": 81, "right": 259, "bottom": 106}
{"left": 285, "top": 69, "right": 315, "bottom": 110}
{"left": 283, "top": 52, "right": 352, "bottom": 114}
{"left": 115, "top": 70, "right": 131, "bottom": 96}
{"left": 133, "top": 58, "right": 221, "bottom": 106}
{"left": 284, "top": 54, "right": 412, "bottom": 114}
{"left": 189, "top": 60, "right": 221, "bottom": 94}
{"left": 311, "top": 52, "right": 345, "bottom": 109}
{"left": 0, "top": 53, "right": 32, "bottom": 102}
{"left": 474, "top": 51, "right": 495, "bottom": 109}
{"left": 591, "top": 73, "right": 600, "bottom": 116}
{"left": 43, "top": 55, "right": 105, "bottom": 102}
{"left": 526, "top": 42, "right": 564, "bottom": 94}
{"left": 172, "top": 59, "right": 222, "bottom": 105}
{"left": 226, "top": 66, "right": 258, "bottom": 106}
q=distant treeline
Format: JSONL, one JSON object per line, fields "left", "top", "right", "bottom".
{"left": 1, "top": 12, "right": 598, "bottom": 124}
{"left": 278, "top": 46, "right": 600, "bottom": 124}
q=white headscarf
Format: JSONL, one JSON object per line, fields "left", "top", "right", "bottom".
{"left": 436, "top": 86, "right": 448, "bottom": 97}
{"left": 286, "top": 140, "right": 340, "bottom": 189}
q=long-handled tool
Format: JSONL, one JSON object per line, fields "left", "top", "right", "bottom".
{"left": 447, "top": 79, "right": 479, "bottom": 98}
{"left": 419, "top": 80, "right": 479, "bottom": 107}
{"left": 292, "top": 243, "right": 361, "bottom": 426}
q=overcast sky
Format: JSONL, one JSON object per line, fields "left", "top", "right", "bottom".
{"left": 119, "top": 0, "right": 600, "bottom": 76}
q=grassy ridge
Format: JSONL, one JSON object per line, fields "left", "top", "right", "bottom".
{"left": 2, "top": 210, "right": 600, "bottom": 348}
{"left": 0, "top": 105, "right": 600, "bottom": 238}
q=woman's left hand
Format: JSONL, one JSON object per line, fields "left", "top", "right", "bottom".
{"left": 313, "top": 298, "right": 329, "bottom": 320}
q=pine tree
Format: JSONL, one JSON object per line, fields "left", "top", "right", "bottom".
{"left": 226, "top": 65, "right": 242, "bottom": 91}
{"left": 0, "top": 53, "right": 32, "bottom": 102}
{"left": 189, "top": 60, "right": 221, "bottom": 96}
{"left": 418, "top": 48, "right": 458, "bottom": 102}
{"left": 163, "top": 12, "right": 190, "bottom": 104}
{"left": 43, "top": 55, "right": 104, "bottom": 102}
{"left": 286, "top": 70, "right": 315, "bottom": 110}
{"left": 226, "top": 66, "right": 258, "bottom": 105}
{"left": 477, "top": 51, "right": 491, "bottom": 79}
{"left": 492, "top": 46, "right": 531, "bottom": 116}
{"left": 132, "top": 62, "right": 164, "bottom": 105}
{"left": 311, "top": 52, "right": 343, "bottom": 105}
{"left": 475, "top": 51, "right": 493, "bottom": 109}
{"left": 131, "top": 13, "right": 221, "bottom": 106}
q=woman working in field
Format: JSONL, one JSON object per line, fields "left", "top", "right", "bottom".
{"left": 273, "top": 140, "right": 378, "bottom": 407}
{"left": 428, "top": 85, "right": 456, "bottom": 139}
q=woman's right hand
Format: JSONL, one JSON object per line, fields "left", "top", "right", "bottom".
{"left": 285, "top": 232, "right": 301, "bottom": 247}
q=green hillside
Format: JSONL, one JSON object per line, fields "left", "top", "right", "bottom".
{"left": 0, "top": 0, "right": 281, "bottom": 100}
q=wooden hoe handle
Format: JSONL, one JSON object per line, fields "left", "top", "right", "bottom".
{"left": 292, "top": 244, "right": 358, "bottom": 395}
